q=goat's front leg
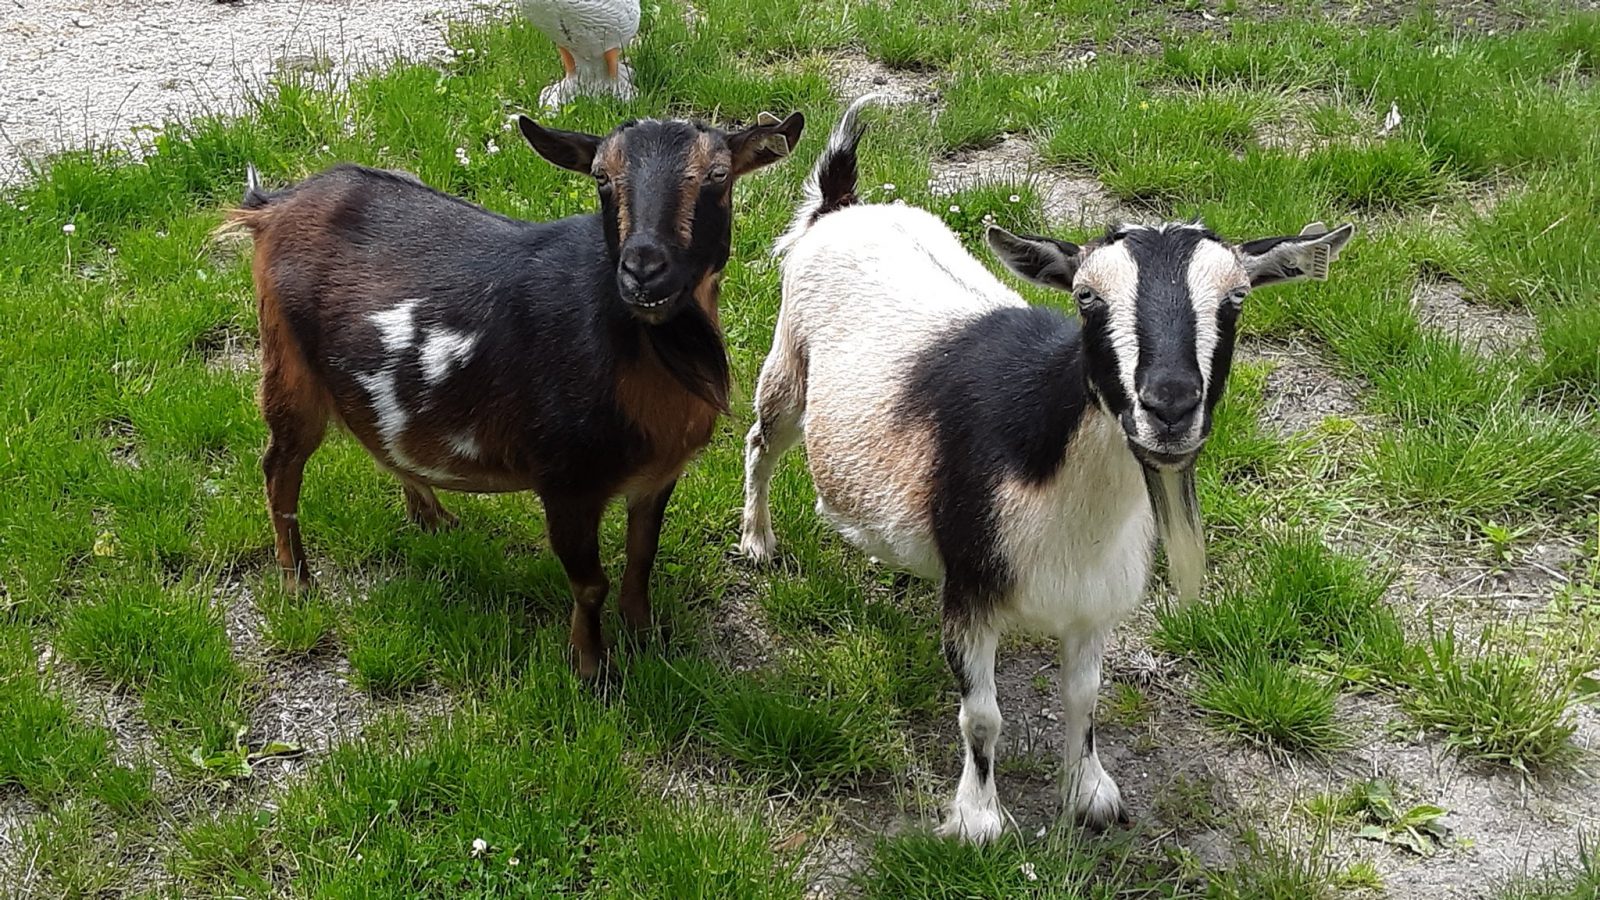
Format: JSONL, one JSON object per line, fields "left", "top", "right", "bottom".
{"left": 544, "top": 494, "right": 610, "bottom": 679}
{"left": 618, "top": 479, "right": 676, "bottom": 639}
{"left": 935, "top": 597, "right": 1004, "bottom": 844}
{"left": 1059, "top": 630, "right": 1126, "bottom": 829}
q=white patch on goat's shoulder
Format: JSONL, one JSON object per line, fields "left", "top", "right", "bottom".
{"left": 370, "top": 299, "right": 423, "bottom": 353}
{"left": 355, "top": 368, "right": 454, "bottom": 481}
{"left": 1078, "top": 241, "right": 1146, "bottom": 440}
{"left": 419, "top": 328, "right": 478, "bottom": 385}
{"left": 447, "top": 430, "right": 482, "bottom": 461}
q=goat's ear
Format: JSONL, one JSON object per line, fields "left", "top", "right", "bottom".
{"left": 1237, "top": 222, "right": 1356, "bottom": 288}
{"left": 728, "top": 112, "right": 805, "bottom": 176}
{"left": 985, "top": 226, "right": 1082, "bottom": 291}
{"left": 518, "top": 116, "right": 602, "bottom": 173}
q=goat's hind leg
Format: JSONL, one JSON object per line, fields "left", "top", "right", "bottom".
{"left": 1059, "top": 630, "right": 1127, "bottom": 829}
{"left": 935, "top": 600, "right": 1005, "bottom": 844}
{"left": 260, "top": 336, "right": 328, "bottom": 590}
{"left": 402, "top": 479, "right": 459, "bottom": 532}
{"left": 739, "top": 337, "right": 806, "bottom": 561}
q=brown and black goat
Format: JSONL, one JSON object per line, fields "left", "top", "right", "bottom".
{"left": 225, "top": 111, "right": 805, "bottom": 677}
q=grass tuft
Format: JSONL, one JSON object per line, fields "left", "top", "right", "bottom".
{"left": 1402, "top": 626, "right": 1593, "bottom": 772}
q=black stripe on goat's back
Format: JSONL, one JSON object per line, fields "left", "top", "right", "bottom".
{"left": 899, "top": 306, "right": 1091, "bottom": 607}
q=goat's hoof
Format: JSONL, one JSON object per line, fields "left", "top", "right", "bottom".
{"left": 280, "top": 569, "right": 315, "bottom": 593}
{"left": 409, "top": 509, "right": 460, "bottom": 533}
{"left": 1069, "top": 782, "right": 1129, "bottom": 832}
{"left": 935, "top": 805, "right": 1005, "bottom": 845}
{"left": 737, "top": 528, "right": 777, "bottom": 564}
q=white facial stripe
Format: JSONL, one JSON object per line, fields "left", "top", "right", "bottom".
{"left": 1184, "top": 240, "right": 1241, "bottom": 397}
{"left": 419, "top": 329, "right": 478, "bottom": 385}
{"left": 370, "top": 299, "right": 422, "bottom": 353}
{"left": 1078, "top": 242, "right": 1144, "bottom": 432}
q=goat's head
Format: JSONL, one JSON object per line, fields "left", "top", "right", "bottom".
{"left": 987, "top": 220, "right": 1354, "bottom": 470}
{"left": 519, "top": 112, "right": 805, "bottom": 324}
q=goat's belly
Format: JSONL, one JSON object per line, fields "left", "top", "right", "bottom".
{"left": 816, "top": 496, "right": 943, "bottom": 581}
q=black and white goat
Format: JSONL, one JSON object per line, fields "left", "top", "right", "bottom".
{"left": 741, "top": 96, "right": 1352, "bottom": 841}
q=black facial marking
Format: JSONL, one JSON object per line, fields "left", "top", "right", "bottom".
{"left": 902, "top": 308, "right": 1091, "bottom": 607}
{"left": 603, "top": 121, "right": 735, "bottom": 408}
{"left": 1126, "top": 227, "right": 1206, "bottom": 405}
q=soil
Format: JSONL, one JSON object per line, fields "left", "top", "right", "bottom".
{"left": 0, "top": 0, "right": 504, "bottom": 184}
{"left": 1237, "top": 336, "right": 1367, "bottom": 435}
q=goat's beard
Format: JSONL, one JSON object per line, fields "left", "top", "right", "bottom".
{"left": 1141, "top": 463, "right": 1205, "bottom": 607}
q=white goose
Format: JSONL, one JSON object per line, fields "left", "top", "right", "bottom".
{"left": 521, "top": 0, "right": 642, "bottom": 109}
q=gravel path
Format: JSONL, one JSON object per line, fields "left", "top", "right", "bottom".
{"left": 0, "top": 0, "right": 504, "bottom": 184}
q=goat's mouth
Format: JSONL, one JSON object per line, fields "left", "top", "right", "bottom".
{"left": 1127, "top": 440, "right": 1201, "bottom": 471}
{"left": 622, "top": 288, "right": 680, "bottom": 323}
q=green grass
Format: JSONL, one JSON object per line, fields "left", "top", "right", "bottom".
{"left": 3, "top": 0, "right": 1599, "bottom": 894}
{"left": 1402, "top": 626, "right": 1594, "bottom": 772}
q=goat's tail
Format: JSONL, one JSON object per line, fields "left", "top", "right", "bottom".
{"left": 775, "top": 93, "right": 885, "bottom": 256}
{"left": 215, "top": 164, "right": 277, "bottom": 238}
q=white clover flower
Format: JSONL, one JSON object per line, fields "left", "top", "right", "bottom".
{"left": 62, "top": 222, "right": 76, "bottom": 235}
{"left": 471, "top": 838, "right": 488, "bottom": 856}
{"left": 320, "top": 144, "right": 330, "bottom": 153}
{"left": 948, "top": 204, "right": 961, "bottom": 213}
{"left": 1008, "top": 194, "right": 1021, "bottom": 203}
{"left": 509, "top": 857, "right": 521, "bottom": 867}
{"left": 1021, "top": 862, "right": 1038, "bottom": 881}
{"left": 881, "top": 182, "right": 896, "bottom": 192}
{"left": 485, "top": 139, "right": 500, "bottom": 155}
{"left": 455, "top": 147, "right": 471, "bottom": 166}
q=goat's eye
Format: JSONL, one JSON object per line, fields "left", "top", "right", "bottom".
{"left": 1074, "top": 287, "right": 1101, "bottom": 308}
{"left": 708, "top": 164, "right": 730, "bottom": 183}
{"left": 1226, "top": 287, "right": 1250, "bottom": 306}
{"left": 594, "top": 171, "right": 612, "bottom": 188}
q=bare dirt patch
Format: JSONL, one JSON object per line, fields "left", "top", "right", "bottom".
{"left": 929, "top": 136, "right": 1127, "bottom": 229}
{"left": 828, "top": 54, "right": 943, "bottom": 106}
{"left": 702, "top": 584, "right": 781, "bottom": 674}
{"left": 0, "top": 0, "right": 506, "bottom": 183}
{"left": 1412, "top": 279, "right": 1540, "bottom": 357}
{"left": 1237, "top": 336, "right": 1366, "bottom": 435}
{"left": 194, "top": 322, "right": 258, "bottom": 375}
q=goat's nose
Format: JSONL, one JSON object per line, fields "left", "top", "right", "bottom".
{"left": 619, "top": 243, "right": 670, "bottom": 286}
{"left": 1139, "top": 379, "right": 1203, "bottom": 428}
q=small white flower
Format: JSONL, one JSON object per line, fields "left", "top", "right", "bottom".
{"left": 948, "top": 204, "right": 961, "bottom": 213}
{"left": 1021, "top": 862, "right": 1038, "bottom": 881}
{"left": 881, "top": 182, "right": 896, "bottom": 192}
{"left": 62, "top": 222, "right": 76, "bottom": 235}
{"left": 485, "top": 139, "right": 500, "bottom": 155}
{"left": 320, "top": 144, "right": 330, "bottom": 153}
{"left": 471, "top": 838, "right": 487, "bottom": 856}
{"left": 1008, "top": 194, "right": 1021, "bottom": 203}
{"left": 982, "top": 213, "right": 995, "bottom": 224}
{"left": 508, "top": 857, "right": 521, "bottom": 867}
{"left": 455, "top": 147, "right": 471, "bottom": 166}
